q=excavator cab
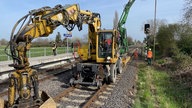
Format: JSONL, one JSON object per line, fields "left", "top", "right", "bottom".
{"left": 98, "top": 32, "right": 112, "bottom": 59}
{"left": 97, "top": 29, "right": 119, "bottom": 64}
{"left": 70, "top": 29, "right": 120, "bottom": 87}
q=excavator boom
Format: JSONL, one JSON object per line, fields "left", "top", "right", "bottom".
{"left": 3, "top": 4, "right": 101, "bottom": 108}
{"left": 118, "top": 0, "right": 135, "bottom": 27}
{"left": 6, "top": 4, "right": 82, "bottom": 69}
{"left": 118, "top": 0, "right": 135, "bottom": 54}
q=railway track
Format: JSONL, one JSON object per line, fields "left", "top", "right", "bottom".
{"left": 0, "top": 56, "right": 78, "bottom": 84}
{"left": 0, "top": 59, "right": 79, "bottom": 98}
{"left": 53, "top": 71, "right": 124, "bottom": 108}
{"left": 0, "top": 51, "right": 135, "bottom": 107}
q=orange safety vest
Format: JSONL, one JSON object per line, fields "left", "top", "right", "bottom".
{"left": 134, "top": 50, "right": 138, "bottom": 58}
{"left": 147, "top": 50, "right": 153, "bottom": 58}
{"left": 134, "top": 51, "right": 138, "bottom": 59}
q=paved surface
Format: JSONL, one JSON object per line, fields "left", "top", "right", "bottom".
{"left": 0, "top": 53, "right": 75, "bottom": 80}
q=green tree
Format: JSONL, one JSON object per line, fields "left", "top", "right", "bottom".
{"left": 113, "top": 11, "right": 119, "bottom": 29}
{"left": 143, "top": 19, "right": 167, "bottom": 35}
{"left": 156, "top": 24, "right": 178, "bottom": 57}
{"left": 143, "top": 19, "right": 167, "bottom": 51}
{"left": 32, "top": 38, "right": 50, "bottom": 47}
{"left": 127, "top": 36, "right": 134, "bottom": 45}
{"left": 0, "top": 38, "right": 8, "bottom": 45}
{"left": 181, "top": 0, "right": 192, "bottom": 56}
{"left": 183, "top": 0, "right": 192, "bottom": 25}
{"left": 176, "top": 24, "right": 192, "bottom": 56}
{"left": 62, "top": 37, "right": 72, "bottom": 46}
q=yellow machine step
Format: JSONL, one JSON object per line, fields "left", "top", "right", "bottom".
{"left": 122, "top": 56, "right": 131, "bottom": 67}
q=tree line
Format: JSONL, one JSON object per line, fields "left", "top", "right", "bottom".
{"left": 144, "top": 0, "right": 192, "bottom": 70}
{"left": 0, "top": 32, "right": 85, "bottom": 47}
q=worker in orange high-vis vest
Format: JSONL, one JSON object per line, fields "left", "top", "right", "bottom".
{"left": 147, "top": 48, "right": 153, "bottom": 65}
{"left": 133, "top": 48, "right": 139, "bottom": 60}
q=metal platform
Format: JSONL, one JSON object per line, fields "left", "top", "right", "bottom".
{"left": 0, "top": 53, "right": 76, "bottom": 80}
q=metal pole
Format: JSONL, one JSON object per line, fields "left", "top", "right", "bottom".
{"left": 44, "top": 48, "right": 46, "bottom": 56}
{"left": 153, "top": 0, "right": 157, "bottom": 60}
{"left": 67, "top": 37, "right": 68, "bottom": 53}
{"left": 8, "top": 50, "right": 10, "bottom": 60}
{"left": 29, "top": 50, "right": 31, "bottom": 58}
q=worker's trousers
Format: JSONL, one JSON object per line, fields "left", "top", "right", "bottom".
{"left": 147, "top": 58, "right": 152, "bottom": 65}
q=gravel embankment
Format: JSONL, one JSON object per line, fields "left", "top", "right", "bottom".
{"left": 101, "top": 61, "right": 137, "bottom": 108}
{"left": 39, "top": 61, "right": 138, "bottom": 108}
{"left": 38, "top": 66, "right": 72, "bottom": 98}
{"left": 1, "top": 61, "right": 138, "bottom": 108}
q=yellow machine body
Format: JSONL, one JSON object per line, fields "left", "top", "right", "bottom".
{"left": 2, "top": 0, "right": 131, "bottom": 106}
{"left": 0, "top": 91, "right": 56, "bottom": 108}
{"left": 3, "top": 3, "right": 104, "bottom": 108}
{"left": 78, "top": 29, "right": 120, "bottom": 64}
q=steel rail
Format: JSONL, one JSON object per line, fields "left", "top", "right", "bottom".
{"left": 82, "top": 84, "right": 107, "bottom": 108}
{"left": 0, "top": 60, "right": 79, "bottom": 98}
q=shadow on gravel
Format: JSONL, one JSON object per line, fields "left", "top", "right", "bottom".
{"left": 128, "top": 57, "right": 145, "bottom": 67}
{"left": 0, "top": 80, "right": 9, "bottom": 93}
{"left": 0, "top": 84, "right": 8, "bottom": 93}
{"left": 51, "top": 67, "right": 73, "bottom": 89}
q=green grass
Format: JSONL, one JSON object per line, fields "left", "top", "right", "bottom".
{"left": 0, "top": 46, "right": 73, "bottom": 61}
{"left": 134, "top": 63, "right": 192, "bottom": 108}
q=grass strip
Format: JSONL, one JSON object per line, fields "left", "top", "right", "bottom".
{"left": 134, "top": 63, "right": 192, "bottom": 108}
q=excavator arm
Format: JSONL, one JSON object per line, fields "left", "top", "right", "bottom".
{"left": 3, "top": 4, "right": 101, "bottom": 107}
{"left": 5, "top": 4, "right": 82, "bottom": 69}
{"left": 118, "top": 0, "right": 135, "bottom": 54}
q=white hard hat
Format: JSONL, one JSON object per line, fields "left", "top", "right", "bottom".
{"left": 149, "top": 48, "right": 151, "bottom": 50}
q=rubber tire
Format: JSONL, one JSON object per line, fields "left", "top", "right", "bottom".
{"left": 69, "top": 78, "right": 75, "bottom": 87}
{"left": 110, "top": 64, "right": 117, "bottom": 83}
{"left": 96, "top": 80, "right": 102, "bottom": 89}
{"left": 104, "top": 76, "right": 110, "bottom": 84}
{"left": 117, "top": 60, "right": 123, "bottom": 74}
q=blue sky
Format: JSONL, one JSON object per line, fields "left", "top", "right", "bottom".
{"left": 0, "top": 0, "right": 184, "bottom": 41}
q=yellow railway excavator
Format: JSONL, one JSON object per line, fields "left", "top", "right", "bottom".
{"left": 70, "top": 0, "right": 135, "bottom": 88}
{"left": 0, "top": 0, "right": 134, "bottom": 107}
{"left": 70, "top": 29, "right": 123, "bottom": 87}
{"left": 1, "top": 4, "right": 103, "bottom": 108}
{"left": 70, "top": 15, "right": 123, "bottom": 86}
